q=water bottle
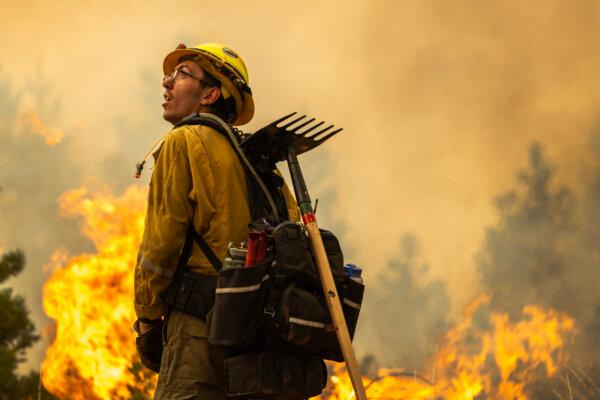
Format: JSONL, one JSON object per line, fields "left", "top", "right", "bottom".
{"left": 344, "top": 263, "right": 363, "bottom": 285}
{"left": 222, "top": 242, "right": 247, "bottom": 270}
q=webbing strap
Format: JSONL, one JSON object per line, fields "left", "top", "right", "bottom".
{"left": 163, "top": 224, "right": 221, "bottom": 308}
{"left": 176, "top": 113, "right": 285, "bottom": 224}
{"left": 163, "top": 226, "right": 195, "bottom": 306}
{"left": 190, "top": 229, "right": 222, "bottom": 272}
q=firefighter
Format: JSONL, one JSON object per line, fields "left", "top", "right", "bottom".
{"left": 133, "top": 42, "right": 258, "bottom": 399}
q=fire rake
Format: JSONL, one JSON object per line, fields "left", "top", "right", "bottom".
{"left": 242, "top": 112, "right": 368, "bottom": 400}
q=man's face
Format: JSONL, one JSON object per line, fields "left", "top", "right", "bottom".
{"left": 162, "top": 60, "right": 205, "bottom": 125}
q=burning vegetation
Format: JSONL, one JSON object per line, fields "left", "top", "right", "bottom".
{"left": 40, "top": 142, "right": 597, "bottom": 399}
{"left": 323, "top": 295, "right": 574, "bottom": 399}
{"left": 42, "top": 186, "right": 155, "bottom": 399}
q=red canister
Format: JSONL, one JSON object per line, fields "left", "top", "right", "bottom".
{"left": 245, "top": 230, "right": 267, "bottom": 267}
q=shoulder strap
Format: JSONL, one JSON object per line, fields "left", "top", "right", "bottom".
{"left": 174, "top": 114, "right": 241, "bottom": 146}
{"left": 177, "top": 113, "right": 285, "bottom": 224}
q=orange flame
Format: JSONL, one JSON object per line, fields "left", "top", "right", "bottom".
{"left": 319, "top": 364, "right": 435, "bottom": 400}
{"left": 323, "top": 296, "right": 575, "bottom": 399}
{"left": 42, "top": 186, "right": 154, "bottom": 399}
{"left": 42, "top": 186, "right": 575, "bottom": 399}
{"left": 14, "top": 107, "right": 64, "bottom": 145}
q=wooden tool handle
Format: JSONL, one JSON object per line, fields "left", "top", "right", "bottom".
{"left": 304, "top": 222, "right": 368, "bottom": 400}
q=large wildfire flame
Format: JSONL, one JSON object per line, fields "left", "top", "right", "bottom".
{"left": 322, "top": 297, "right": 574, "bottom": 400}
{"left": 42, "top": 186, "right": 154, "bottom": 399}
{"left": 42, "top": 187, "right": 575, "bottom": 399}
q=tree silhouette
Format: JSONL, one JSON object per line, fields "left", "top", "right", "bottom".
{"left": 477, "top": 142, "right": 600, "bottom": 398}
{"left": 0, "top": 250, "right": 40, "bottom": 399}
{"left": 361, "top": 234, "right": 450, "bottom": 370}
{"left": 477, "top": 143, "right": 576, "bottom": 316}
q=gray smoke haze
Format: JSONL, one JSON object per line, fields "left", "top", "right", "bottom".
{"left": 474, "top": 137, "right": 600, "bottom": 397}
{"left": 357, "top": 233, "right": 450, "bottom": 371}
{"left": 0, "top": 72, "right": 92, "bottom": 373}
{"left": 1, "top": 0, "right": 600, "bottom": 374}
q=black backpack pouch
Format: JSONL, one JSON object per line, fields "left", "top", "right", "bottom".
{"left": 340, "top": 275, "right": 365, "bottom": 340}
{"left": 209, "top": 221, "right": 364, "bottom": 360}
{"left": 274, "top": 223, "right": 316, "bottom": 275}
{"left": 263, "top": 276, "right": 364, "bottom": 362}
{"left": 266, "top": 223, "right": 364, "bottom": 360}
{"left": 318, "top": 229, "right": 346, "bottom": 283}
{"left": 224, "top": 351, "right": 327, "bottom": 400}
{"left": 263, "top": 283, "right": 339, "bottom": 358}
{"left": 274, "top": 223, "right": 345, "bottom": 285}
{"left": 208, "top": 257, "right": 272, "bottom": 349}
{"left": 319, "top": 275, "right": 365, "bottom": 361}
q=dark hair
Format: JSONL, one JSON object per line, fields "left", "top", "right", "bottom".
{"left": 176, "top": 55, "right": 237, "bottom": 122}
{"left": 201, "top": 70, "right": 237, "bottom": 123}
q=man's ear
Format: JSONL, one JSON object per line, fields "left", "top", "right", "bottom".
{"left": 200, "top": 87, "right": 221, "bottom": 106}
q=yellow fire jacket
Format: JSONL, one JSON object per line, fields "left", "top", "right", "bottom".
{"left": 134, "top": 123, "right": 299, "bottom": 320}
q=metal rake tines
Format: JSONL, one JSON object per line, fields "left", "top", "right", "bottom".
{"left": 274, "top": 112, "right": 343, "bottom": 143}
{"left": 241, "top": 112, "right": 343, "bottom": 162}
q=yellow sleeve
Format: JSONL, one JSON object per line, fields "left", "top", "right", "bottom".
{"left": 134, "top": 129, "right": 196, "bottom": 319}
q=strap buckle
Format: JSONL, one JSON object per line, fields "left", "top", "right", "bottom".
{"left": 263, "top": 307, "right": 275, "bottom": 318}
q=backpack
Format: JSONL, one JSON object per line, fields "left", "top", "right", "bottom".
{"left": 163, "top": 114, "right": 364, "bottom": 399}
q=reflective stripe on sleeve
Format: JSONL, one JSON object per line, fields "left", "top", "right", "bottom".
{"left": 139, "top": 255, "right": 175, "bottom": 278}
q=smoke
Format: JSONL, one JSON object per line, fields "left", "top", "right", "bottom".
{"left": 1, "top": 0, "right": 600, "bottom": 374}
{"left": 477, "top": 139, "right": 600, "bottom": 321}
{"left": 583, "top": 124, "right": 600, "bottom": 258}
{"left": 0, "top": 71, "right": 91, "bottom": 371}
{"left": 473, "top": 137, "right": 600, "bottom": 394}
{"left": 355, "top": 136, "right": 600, "bottom": 392}
{"left": 356, "top": 233, "right": 450, "bottom": 370}
{"left": 328, "top": 1, "right": 600, "bottom": 305}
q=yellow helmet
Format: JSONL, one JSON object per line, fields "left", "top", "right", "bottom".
{"left": 163, "top": 42, "right": 254, "bottom": 125}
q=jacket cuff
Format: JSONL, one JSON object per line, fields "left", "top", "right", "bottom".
{"left": 135, "top": 301, "right": 166, "bottom": 320}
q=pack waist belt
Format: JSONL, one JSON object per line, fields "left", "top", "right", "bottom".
{"left": 164, "top": 271, "right": 218, "bottom": 320}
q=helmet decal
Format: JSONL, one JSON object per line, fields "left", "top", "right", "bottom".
{"left": 222, "top": 47, "right": 238, "bottom": 58}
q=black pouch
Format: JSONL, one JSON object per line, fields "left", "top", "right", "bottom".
{"left": 224, "top": 351, "right": 327, "bottom": 400}
{"left": 266, "top": 277, "right": 365, "bottom": 362}
{"left": 340, "top": 275, "right": 365, "bottom": 340}
{"left": 274, "top": 223, "right": 316, "bottom": 274}
{"left": 320, "top": 275, "right": 365, "bottom": 361}
{"left": 274, "top": 223, "right": 345, "bottom": 285}
{"left": 208, "top": 259, "right": 271, "bottom": 348}
{"left": 265, "top": 284, "right": 338, "bottom": 358}
{"left": 319, "top": 229, "right": 346, "bottom": 283}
